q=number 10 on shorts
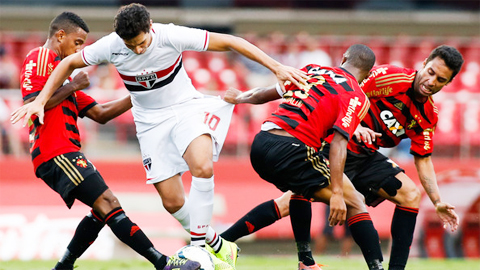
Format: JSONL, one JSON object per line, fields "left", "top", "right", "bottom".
{"left": 204, "top": 112, "right": 220, "bottom": 131}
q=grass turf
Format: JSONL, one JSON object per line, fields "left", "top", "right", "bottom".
{"left": 1, "top": 256, "right": 479, "bottom": 270}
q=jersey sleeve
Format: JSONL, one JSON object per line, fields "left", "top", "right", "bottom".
{"left": 20, "top": 48, "right": 59, "bottom": 101}
{"left": 164, "top": 23, "right": 209, "bottom": 52}
{"left": 333, "top": 94, "right": 370, "bottom": 141}
{"left": 81, "top": 34, "right": 113, "bottom": 66}
{"left": 75, "top": 91, "right": 97, "bottom": 118}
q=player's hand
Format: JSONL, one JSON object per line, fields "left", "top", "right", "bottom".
{"left": 435, "top": 201, "right": 459, "bottom": 232}
{"left": 353, "top": 125, "right": 382, "bottom": 145}
{"left": 328, "top": 193, "right": 347, "bottom": 226}
{"left": 70, "top": 71, "right": 90, "bottom": 91}
{"left": 275, "top": 65, "right": 308, "bottom": 92}
{"left": 223, "top": 87, "right": 242, "bottom": 104}
{"left": 10, "top": 100, "right": 45, "bottom": 127}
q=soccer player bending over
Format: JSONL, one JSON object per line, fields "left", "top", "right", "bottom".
{"left": 225, "top": 44, "right": 384, "bottom": 270}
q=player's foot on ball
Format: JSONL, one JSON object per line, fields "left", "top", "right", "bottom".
{"left": 163, "top": 256, "right": 201, "bottom": 270}
{"left": 298, "top": 262, "right": 324, "bottom": 270}
{"left": 210, "top": 255, "right": 235, "bottom": 270}
{"left": 215, "top": 240, "right": 240, "bottom": 269}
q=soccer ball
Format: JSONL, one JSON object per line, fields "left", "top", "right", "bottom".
{"left": 175, "top": 245, "right": 215, "bottom": 270}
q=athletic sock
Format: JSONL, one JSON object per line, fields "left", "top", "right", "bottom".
{"left": 290, "top": 194, "right": 315, "bottom": 266}
{"left": 105, "top": 207, "right": 166, "bottom": 268}
{"left": 389, "top": 206, "right": 418, "bottom": 270}
{"left": 347, "top": 212, "right": 384, "bottom": 270}
{"left": 189, "top": 176, "right": 214, "bottom": 247}
{"left": 172, "top": 197, "right": 190, "bottom": 232}
{"left": 54, "top": 210, "right": 105, "bottom": 269}
{"left": 220, "top": 199, "right": 281, "bottom": 242}
{"left": 206, "top": 227, "right": 223, "bottom": 253}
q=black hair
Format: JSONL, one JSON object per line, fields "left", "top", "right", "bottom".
{"left": 48, "top": 12, "right": 89, "bottom": 38}
{"left": 114, "top": 3, "right": 151, "bottom": 40}
{"left": 426, "top": 45, "right": 464, "bottom": 82}
{"left": 344, "top": 44, "right": 376, "bottom": 73}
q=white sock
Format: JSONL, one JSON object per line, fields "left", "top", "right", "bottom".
{"left": 206, "top": 226, "right": 223, "bottom": 253}
{"left": 171, "top": 197, "right": 190, "bottom": 232}
{"left": 189, "top": 176, "right": 214, "bottom": 247}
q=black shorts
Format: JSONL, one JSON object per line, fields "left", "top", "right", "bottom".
{"left": 250, "top": 131, "right": 330, "bottom": 199}
{"left": 322, "top": 143, "right": 404, "bottom": 207}
{"left": 36, "top": 152, "right": 109, "bottom": 208}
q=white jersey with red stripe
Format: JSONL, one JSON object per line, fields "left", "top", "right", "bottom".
{"left": 81, "top": 23, "right": 209, "bottom": 111}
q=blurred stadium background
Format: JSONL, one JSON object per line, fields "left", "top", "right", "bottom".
{"left": 0, "top": 0, "right": 479, "bottom": 265}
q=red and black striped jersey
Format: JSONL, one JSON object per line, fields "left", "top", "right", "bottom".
{"left": 266, "top": 64, "right": 370, "bottom": 150}
{"left": 20, "top": 47, "right": 97, "bottom": 171}
{"left": 349, "top": 64, "right": 438, "bottom": 157}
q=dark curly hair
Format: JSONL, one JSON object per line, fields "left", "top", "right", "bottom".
{"left": 114, "top": 3, "right": 151, "bottom": 40}
{"left": 426, "top": 45, "right": 464, "bottom": 82}
{"left": 48, "top": 12, "right": 89, "bottom": 38}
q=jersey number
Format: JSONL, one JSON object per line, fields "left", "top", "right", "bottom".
{"left": 204, "top": 112, "right": 220, "bottom": 131}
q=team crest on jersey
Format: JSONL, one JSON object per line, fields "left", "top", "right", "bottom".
{"left": 380, "top": 110, "right": 405, "bottom": 136}
{"left": 72, "top": 155, "right": 88, "bottom": 168}
{"left": 136, "top": 73, "right": 157, "bottom": 89}
{"left": 143, "top": 157, "right": 152, "bottom": 171}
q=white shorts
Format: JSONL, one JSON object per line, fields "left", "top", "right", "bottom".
{"left": 133, "top": 95, "right": 235, "bottom": 184}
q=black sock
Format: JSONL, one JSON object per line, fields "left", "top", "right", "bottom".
{"left": 290, "top": 194, "right": 315, "bottom": 266}
{"left": 55, "top": 210, "right": 105, "bottom": 269}
{"left": 389, "top": 206, "right": 418, "bottom": 270}
{"left": 347, "top": 212, "right": 384, "bottom": 270}
{"left": 220, "top": 199, "right": 281, "bottom": 242}
{"left": 105, "top": 207, "right": 166, "bottom": 269}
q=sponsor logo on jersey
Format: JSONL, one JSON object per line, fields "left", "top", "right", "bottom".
{"left": 22, "top": 60, "right": 36, "bottom": 91}
{"left": 423, "top": 128, "right": 433, "bottom": 151}
{"left": 143, "top": 157, "right": 152, "bottom": 171}
{"left": 112, "top": 52, "right": 129, "bottom": 56}
{"left": 380, "top": 110, "right": 405, "bottom": 136}
{"left": 341, "top": 97, "right": 362, "bottom": 128}
{"left": 136, "top": 73, "right": 157, "bottom": 89}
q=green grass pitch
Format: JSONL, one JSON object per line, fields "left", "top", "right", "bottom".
{"left": 2, "top": 256, "right": 479, "bottom": 270}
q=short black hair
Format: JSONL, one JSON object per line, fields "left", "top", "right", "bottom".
{"left": 344, "top": 44, "right": 376, "bottom": 73}
{"left": 48, "top": 12, "right": 89, "bottom": 38}
{"left": 114, "top": 3, "right": 151, "bottom": 40}
{"left": 426, "top": 45, "right": 464, "bottom": 82}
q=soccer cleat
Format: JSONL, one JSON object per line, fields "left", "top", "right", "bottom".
{"left": 214, "top": 240, "right": 240, "bottom": 269}
{"left": 298, "top": 262, "right": 324, "bottom": 270}
{"left": 163, "top": 256, "right": 201, "bottom": 270}
{"left": 210, "top": 254, "right": 235, "bottom": 270}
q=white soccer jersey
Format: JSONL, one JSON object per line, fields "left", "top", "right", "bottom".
{"left": 81, "top": 23, "right": 209, "bottom": 110}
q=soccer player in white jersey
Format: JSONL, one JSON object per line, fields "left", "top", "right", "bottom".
{"left": 11, "top": 3, "right": 307, "bottom": 269}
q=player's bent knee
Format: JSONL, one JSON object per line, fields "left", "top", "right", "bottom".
{"left": 398, "top": 186, "right": 421, "bottom": 207}
{"left": 189, "top": 163, "right": 214, "bottom": 178}
{"left": 346, "top": 190, "right": 367, "bottom": 212}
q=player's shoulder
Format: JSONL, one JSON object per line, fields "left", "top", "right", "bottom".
{"left": 24, "top": 47, "right": 58, "bottom": 62}
{"left": 369, "top": 64, "right": 416, "bottom": 79}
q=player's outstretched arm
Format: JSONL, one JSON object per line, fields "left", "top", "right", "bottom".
{"left": 22, "top": 71, "right": 91, "bottom": 110}
{"left": 223, "top": 85, "right": 281, "bottom": 105}
{"left": 10, "top": 52, "right": 87, "bottom": 126}
{"left": 85, "top": 95, "right": 132, "bottom": 124}
{"left": 207, "top": 32, "right": 308, "bottom": 91}
{"left": 414, "top": 155, "right": 459, "bottom": 232}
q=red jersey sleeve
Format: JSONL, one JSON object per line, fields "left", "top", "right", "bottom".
{"left": 74, "top": 91, "right": 98, "bottom": 118}
{"left": 20, "top": 47, "right": 60, "bottom": 101}
{"left": 333, "top": 93, "right": 370, "bottom": 141}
